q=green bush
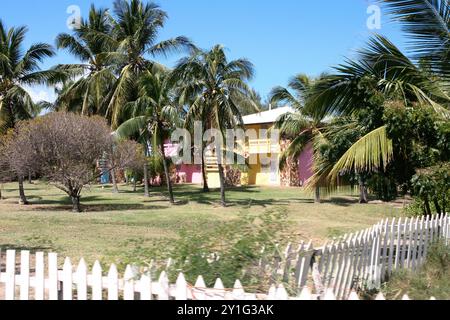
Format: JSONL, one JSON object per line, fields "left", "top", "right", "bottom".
{"left": 118, "top": 208, "right": 291, "bottom": 292}
{"left": 381, "top": 242, "right": 450, "bottom": 300}
{"left": 410, "top": 163, "right": 449, "bottom": 216}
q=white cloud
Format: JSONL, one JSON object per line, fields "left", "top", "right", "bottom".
{"left": 24, "top": 86, "right": 57, "bottom": 103}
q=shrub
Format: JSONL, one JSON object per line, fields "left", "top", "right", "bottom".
{"left": 119, "top": 209, "right": 291, "bottom": 292}
{"left": 381, "top": 242, "right": 450, "bottom": 300}
{"left": 410, "top": 163, "right": 450, "bottom": 216}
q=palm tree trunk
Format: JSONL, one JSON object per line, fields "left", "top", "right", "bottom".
{"left": 314, "top": 186, "right": 321, "bottom": 204}
{"left": 18, "top": 176, "right": 29, "bottom": 205}
{"left": 111, "top": 169, "right": 119, "bottom": 193}
{"left": 160, "top": 138, "right": 175, "bottom": 204}
{"left": 143, "top": 163, "right": 150, "bottom": 197}
{"left": 216, "top": 150, "right": 226, "bottom": 207}
{"left": 201, "top": 152, "right": 210, "bottom": 192}
{"left": 359, "top": 176, "right": 368, "bottom": 204}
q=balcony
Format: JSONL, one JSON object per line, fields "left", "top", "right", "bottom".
{"left": 247, "top": 139, "right": 280, "bottom": 154}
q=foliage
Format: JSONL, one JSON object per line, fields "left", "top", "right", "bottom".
{"left": 121, "top": 209, "right": 290, "bottom": 291}
{"left": 172, "top": 44, "right": 256, "bottom": 206}
{"left": 53, "top": 5, "right": 117, "bottom": 116}
{"left": 381, "top": 242, "right": 450, "bottom": 300}
{"left": 0, "top": 19, "right": 62, "bottom": 133}
{"left": 410, "top": 163, "right": 450, "bottom": 215}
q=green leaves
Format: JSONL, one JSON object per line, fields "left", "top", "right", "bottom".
{"left": 328, "top": 126, "right": 394, "bottom": 182}
{"left": 380, "top": 0, "right": 450, "bottom": 75}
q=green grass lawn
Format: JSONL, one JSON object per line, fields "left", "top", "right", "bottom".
{"left": 0, "top": 181, "right": 404, "bottom": 267}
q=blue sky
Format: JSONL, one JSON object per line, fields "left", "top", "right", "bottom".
{"left": 1, "top": 0, "right": 405, "bottom": 102}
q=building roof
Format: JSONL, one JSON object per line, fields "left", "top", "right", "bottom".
{"left": 243, "top": 106, "right": 294, "bottom": 125}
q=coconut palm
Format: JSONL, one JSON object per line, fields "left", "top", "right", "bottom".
{"left": 172, "top": 45, "right": 256, "bottom": 206}
{"left": 54, "top": 5, "right": 117, "bottom": 116}
{"left": 380, "top": 0, "right": 450, "bottom": 78}
{"left": 270, "top": 74, "right": 326, "bottom": 203}
{"left": 116, "top": 68, "right": 182, "bottom": 204}
{"left": 93, "top": 0, "right": 194, "bottom": 128}
{"left": 0, "top": 20, "right": 60, "bottom": 204}
{"left": 305, "top": 34, "right": 450, "bottom": 190}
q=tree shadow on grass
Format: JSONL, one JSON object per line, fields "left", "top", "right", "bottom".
{"left": 321, "top": 197, "right": 360, "bottom": 207}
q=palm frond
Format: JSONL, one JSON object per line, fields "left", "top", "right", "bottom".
{"left": 328, "top": 126, "right": 394, "bottom": 182}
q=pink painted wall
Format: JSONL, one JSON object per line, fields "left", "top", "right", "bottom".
{"left": 164, "top": 141, "right": 203, "bottom": 184}
{"left": 176, "top": 164, "right": 203, "bottom": 184}
{"left": 298, "top": 143, "right": 314, "bottom": 185}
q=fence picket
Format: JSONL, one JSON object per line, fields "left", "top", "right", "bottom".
{"left": 35, "top": 252, "right": 45, "bottom": 300}
{"left": 411, "top": 218, "right": 419, "bottom": 271}
{"left": 107, "top": 264, "right": 119, "bottom": 300}
{"left": 48, "top": 253, "right": 58, "bottom": 300}
{"left": 62, "top": 257, "right": 73, "bottom": 300}
{"left": 19, "top": 250, "right": 30, "bottom": 300}
{"left": 387, "top": 218, "right": 396, "bottom": 276}
{"left": 380, "top": 219, "right": 390, "bottom": 281}
{"left": 299, "top": 241, "right": 313, "bottom": 288}
{"left": 139, "top": 271, "right": 152, "bottom": 300}
{"left": 123, "top": 265, "right": 135, "bottom": 300}
{"left": 92, "top": 261, "right": 103, "bottom": 300}
{"left": 5, "top": 250, "right": 16, "bottom": 300}
{"left": 158, "top": 271, "right": 170, "bottom": 300}
{"left": 175, "top": 273, "right": 188, "bottom": 300}
{"left": 394, "top": 217, "right": 402, "bottom": 270}
{"left": 76, "top": 258, "right": 88, "bottom": 300}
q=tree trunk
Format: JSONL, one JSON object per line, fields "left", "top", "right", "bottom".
{"left": 133, "top": 178, "right": 137, "bottom": 192}
{"left": 160, "top": 138, "right": 175, "bottom": 204}
{"left": 143, "top": 163, "right": 150, "bottom": 197}
{"left": 0, "top": 186, "right": 2, "bottom": 200}
{"left": 424, "top": 196, "right": 432, "bottom": 216}
{"left": 71, "top": 195, "right": 81, "bottom": 213}
{"left": 18, "top": 176, "right": 29, "bottom": 205}
{"left": 359, "top": 176, "right": 368, "bottom": 204}
{"left": 314, "top": 186, "right": 321, "bottom": 204}
{"left": 217, "top": 156, "right": 226, "bottom": 207}
{"left": 111, "top": 169, "right": 119, "bottom": 193}
{"left": 28, "top": 170, "right": 33, "bottom": 184}
{"left": 433, "top": 198, "right": 442, "bottom": 215}
{"left": 201, "top": 152, "right": 210, "bottom": 193}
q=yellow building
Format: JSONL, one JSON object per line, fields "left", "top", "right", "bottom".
{"left": 206, "top": 107, "right": 295, "bottom": 188}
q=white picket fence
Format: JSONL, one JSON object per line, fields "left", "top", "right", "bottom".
{"left": 0, "top": 214, "right": 448, "bottom": 300}
{"left": 0, "top": 250, "right": 440, "bottom": 300}
{"left": 273, "top": 213, "right": 449, "bottom": 300}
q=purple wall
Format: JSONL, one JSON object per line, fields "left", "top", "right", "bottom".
{"left": 298, "top": 143, "right": 314, "bottom": 185}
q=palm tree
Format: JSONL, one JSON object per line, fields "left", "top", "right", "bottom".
{"left": 0, "top": 20, "right": 59, "bottom": 204}
{"left": 270, "top": 74, "right": 326, "bottom": 203}
{"left": 94, "top": 0, "right": 194, "bottom": 128}
{"left": 305, "top": 20, "right": 450, "bottom": 196}
{"left": 54, "top": 5, "right": 117, "bottom": 116}
{"left": 116, "top": 68, "right": 181, "bottom": 204}
{"left": 172, "top": 45, "right": 256, "bottom": 207}
{"left": 380, "top": 0, "right": 450, "bottom": 78}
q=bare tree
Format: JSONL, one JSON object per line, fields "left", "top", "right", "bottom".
{"left": 107, "top": 138, "right": 146, "bottom": 194}
{"left": 10, "top": 112, "right": 113, "bottom": 212}
{"left": 0, "top": 127, "right": 38, "bottom": 204}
